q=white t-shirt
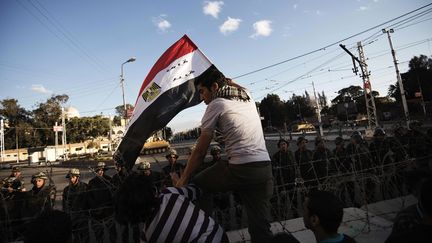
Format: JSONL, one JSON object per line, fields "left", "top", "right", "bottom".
{"left": 201, "top": 93, "right": 270, "bottom": 164}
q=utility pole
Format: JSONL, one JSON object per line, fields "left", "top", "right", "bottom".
{"left": 340, "top": 43, "right": 378, "bottom": 134}
{"left": 312, "top": 82, "right": 323, "bottom": 136}
{"left": 0, "top": 119, "right": 5, "bottom": 162}
{"left": 62, "top": 107, "right": 67, "bottom": 161}
{"left": 383, "top": 28, "right": 409, "bottom": 126}
{"left": 15, "top": 127, "right": 19, "bottom": 163}
{"left": 55, "top": 121, "right": 58, "bottom": 160}
{"left": 357, "top": 41, "right": 378, "bottom": 128}
{"left": 108, "top": 115, "right": 112, "bottom": 152}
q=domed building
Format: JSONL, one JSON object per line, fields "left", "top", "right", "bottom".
{"left": 65, "top": 106, "right": 80, "bottom": 119}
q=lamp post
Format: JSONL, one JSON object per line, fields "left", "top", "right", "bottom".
{"left": 120, "top": 57, "right": 136, "bottom": 121}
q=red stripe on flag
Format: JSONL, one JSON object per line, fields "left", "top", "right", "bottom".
{"left": 136, "top": 35, "right": 197, "bottom": 104}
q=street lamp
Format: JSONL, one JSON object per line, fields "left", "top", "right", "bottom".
{"left": 382, "top": 28, "right": 409, "bottom": 126}
{"left": 120, "top": 57, "right": 136, "bottom": 121}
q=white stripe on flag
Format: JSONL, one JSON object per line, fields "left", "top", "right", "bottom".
{"left": 126, "top": 49, "right": 211, "bottom": 130}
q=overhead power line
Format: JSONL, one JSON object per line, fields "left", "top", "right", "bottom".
{"left": 233, "top": 3, "right": 432, "bottom": 80}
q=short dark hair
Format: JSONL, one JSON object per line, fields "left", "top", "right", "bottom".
{"left": 114, "top": 173, "right": 158, "bottom": 224}
{"left": 277, "top": 139, "right": 289, "bottom": 148}
{"left": 194, "top": 65, "right": 227, "bottom": 90}
{"left": 24, "top": 210, "right": 72, "bottom": 243}
{"left": 306, "top": 190, "right": 343, "bottom": 234}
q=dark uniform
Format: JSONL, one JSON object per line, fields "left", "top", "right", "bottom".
{"left": 272, "top": 139, "right": 298, "bottom": 218}
{"left": 295, "top": 137, "right": 314, "bottom": 191}
{"left": 1, "top": 167, "right": 25, "bottom": 200}
{"left": 332, "top": 137, "right": 356, "bottom": 206}
{"left": 111, "top": 163, "right": 128, "bottom": 188}
{"left": 62, "top": 169, "right": 88, "bottom": 214}
{"left": 85, "top": 163, "right": 115, "bottom": 243}
{"left": 87, "top": 173, "right": 113, "bottom": 220}
{"left": 162, "top": 150, "right": 184, "bottom": 188}
{"left": 312, "top": 137, "right": 334, "bottom": 186}
{"left": 347, "top": 134, "right": 375, "bottom": 204}
{"left": 23, "top": 172, "right": 56, "bottom": 220}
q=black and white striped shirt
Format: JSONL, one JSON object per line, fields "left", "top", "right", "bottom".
{"left": 141, "top": 185, "right": 225, "bottom": 243}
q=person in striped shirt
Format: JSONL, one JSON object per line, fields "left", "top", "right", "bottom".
{"left": 114, "top": 173, "right": 228, "bottom": 243}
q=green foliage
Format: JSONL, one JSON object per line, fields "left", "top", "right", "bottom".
{"left": 115, "top": 104, "right": 134, "bottom": 117}
{"left": 389, "top": 54, "right": 432, "bottom": 114}
{"left": 67, "top": 116, "right": 110, "bottom": 143}
{"left": 258, "top": 93, "right": 316, "bottom": 129}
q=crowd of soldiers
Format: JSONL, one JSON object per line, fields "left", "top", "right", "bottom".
{"left": 1, "top": 123, "right": 431, "bottom": 242}
{"left": 270, "top": 123, "right": 432, "bottom": 221}
{"left": 0, "top": 147, "right": 223, "bottom": 242}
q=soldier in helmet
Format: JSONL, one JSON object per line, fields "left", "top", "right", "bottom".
{"left": 86, "top": 162, "right": 114, "bottom": 220}
{"left": 24, "top": 172, "right": 56, "bottom": 218}
{"left": 2, "top": 166, "right": 26, "bottom": 200}
{"left": 295, "top": 136, "right": 314, "bottom": 190}
{"left": 162, "top": 149, "right": 184, "bottom": 188}
{"left": 347, "top": 132, "right": 375, "bottom": 204}
{"left": 333, "top": 137, "right": 349, "bottom": 173}
{"left": 112, "top": 161, "right": 128, "bottom": 188}
{"left": 137, "top": 161, "right": 152, "bottom": 177}
{"left": 312, "top": 136, "right": 333, "bottom": 185}
{"left": 137, "top": 160, "right": 162, "bottom": 195}
{"left": 333, "top": 136, "right": 355, "bottom": 206}
{"left": 62, "top": 168, "right": 87, "bottom": 213}
{"left": 370, "top": 128, "right": 390, "bottom": 166}
{"left": 272, "top": 139, "right": 297, "bottom": 217}
{"left": 370, "top": 127, "right": 404, "bottom": 199}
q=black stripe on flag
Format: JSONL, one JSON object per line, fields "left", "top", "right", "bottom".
{"left": 115, "top": 64, "right": 221, "bottom": 170}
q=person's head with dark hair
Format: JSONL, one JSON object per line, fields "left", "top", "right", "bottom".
{"left": 277, "top": 139, "right": 289, "bottom": 152}
{"left": 303, "top": 190, "right": 345, "bottom": 242}
{"left": 419, "top": 178, "right": 432, "bottom": 218}
{"left": 194, "top": 67, "right": 227, "bottom": 92}
{"left": 114, "top": 173, "right": 158, "bottom": 224}
{"left": 271, "top": 232, "right": 300, "bottom": 243}
{"left": 24, "top": 210, "right": 72, "bottom": 243}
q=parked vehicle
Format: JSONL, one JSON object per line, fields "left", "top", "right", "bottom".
{"left": 141, "top": 135, "right": 170, "bottom": 155}
{"left": 291, "top": 121, "right": 316, "bottom": 132}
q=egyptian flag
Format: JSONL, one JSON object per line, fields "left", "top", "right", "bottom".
{"left": 115, "top": 35, "right": 223, "bottom": 170}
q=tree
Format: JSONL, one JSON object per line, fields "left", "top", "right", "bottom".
{"left": 67, "top": 116, "right": 110, "bottom": 143}
{"left": 288, "top": 94, "right": 315, "bottom": 121}
{"left": 163, "top": 127, "right": 173, "bottom": 140}
{"left": 318, "top": 91, "right": 330, "bottom": 114}
{"left": 389, "top": 55, "right": 432, "bottom": 115}
{"left": 32, "top": 94, "right": 69, "bottom": 146}
{"left": 115, "top": 104, "right": 134, "bottom": 118}
{"left": 259, "top": 94, "right": 286, "bottom": 128}
{"left": 0, "top": 99, "right": 34, "bottom": 149}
